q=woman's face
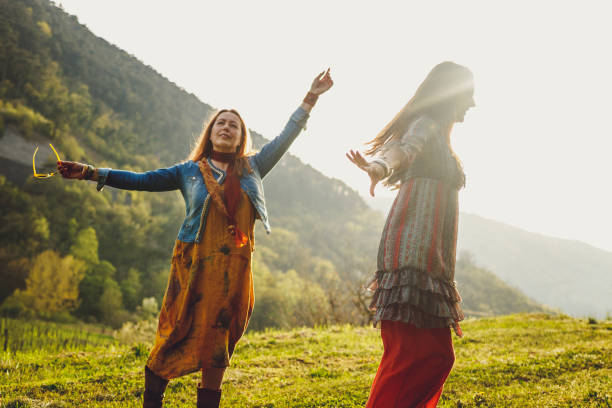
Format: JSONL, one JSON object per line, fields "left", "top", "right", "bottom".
{"left": 210, "top": 111, "right": 242, "bottom": 153}
{"left": 453, "top": 88, "right": 475, "bottom": 123}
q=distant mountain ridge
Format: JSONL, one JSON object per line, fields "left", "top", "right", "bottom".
{"left": 457, "top": 213, "right": 612, "bottom": 318}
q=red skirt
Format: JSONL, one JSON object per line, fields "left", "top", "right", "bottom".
{"left": 365, "top": 320, "right": 455, "bottom": 408}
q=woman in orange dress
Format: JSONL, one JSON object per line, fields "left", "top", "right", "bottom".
{"left": 58, "top": 69, "right": 333, "bottom": 408}
{"left": 348, "top": 61, "right": 475, "bottom": 407}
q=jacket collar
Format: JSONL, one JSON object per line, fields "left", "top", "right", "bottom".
{"left": 206, "top": 158, "right": 226, "bottom": 183}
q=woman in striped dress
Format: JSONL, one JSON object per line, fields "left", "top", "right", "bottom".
{"left": 347, "top": 61, "right": 475, "bottom": 407}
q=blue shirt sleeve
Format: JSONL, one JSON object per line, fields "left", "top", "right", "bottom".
{"left": 253, "top": 106, "right": 309, "bottom": 178}
{"left": 96, "top": 163, "right": 183, "bottom": 192}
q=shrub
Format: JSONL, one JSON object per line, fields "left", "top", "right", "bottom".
{"left": 0, "top": 101, "right": 53, "bottom": 138}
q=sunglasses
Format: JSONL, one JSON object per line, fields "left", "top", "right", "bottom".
{"left": 33, "top": 143, "right": 61, "bottom": 179}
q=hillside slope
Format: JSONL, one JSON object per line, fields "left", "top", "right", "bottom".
{"left": 455, "top": 253, "right": 546, "bottom": 316}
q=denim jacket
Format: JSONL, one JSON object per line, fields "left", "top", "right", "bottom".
{"left": 95, "top": 107, "right": 309, "bottom": 243}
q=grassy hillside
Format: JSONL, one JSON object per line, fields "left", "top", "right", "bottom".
{"left": 0, "top": 314, "right": 610, "bottom": 407}
{"left": 0, "top": 318, "right": 115, "bottom": 353}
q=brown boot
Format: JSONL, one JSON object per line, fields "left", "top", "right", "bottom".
{"left": 143, "top": 366, "right": 169, "bottom": 408}
{"left": 197, "top": 385, "right": 221, "bottom": 408}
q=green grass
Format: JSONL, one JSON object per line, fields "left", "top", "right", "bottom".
{"left": 0, "top": 314, "right": 610, "bottom": 407}
{"left": 0, "top": 318, "right": 116, "bottom": 354}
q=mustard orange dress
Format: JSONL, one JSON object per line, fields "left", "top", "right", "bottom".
{"left": 146, "top": 187, "right": 255, "bottom": 379}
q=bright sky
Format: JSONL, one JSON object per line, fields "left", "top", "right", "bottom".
{"left": 57, "top": 0, "right": 612, "bottom": 252}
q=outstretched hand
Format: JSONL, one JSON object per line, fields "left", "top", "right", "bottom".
{"left": 309, "top": 68, "right": 334, "bottom": 95}
{"left": 346, "top": 150, "right": 383, "bottom": 197}
{"left": 57, "top": 160, "right": 86, "bottom": 179}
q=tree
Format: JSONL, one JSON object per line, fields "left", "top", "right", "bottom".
{"left": 120, "top": 268, "right": 142, "bottom": 311}
{"left": 11, "top": 250, "right": 85, "bottom": 317}
{"left": 76, "top": 260, "right": 116, "bottom": 321}
{"left": 312, "top": 258, "right": 343, "bottom": 323}
{"left": 99, "top": 277, "right": 128, "bottom": 328}
{"left": 70, "top": 227, "right": 99, "bottom": 265}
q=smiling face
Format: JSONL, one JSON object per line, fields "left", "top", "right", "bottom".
{"left": 210, "top": 111, "right": 243, "bottom": 153}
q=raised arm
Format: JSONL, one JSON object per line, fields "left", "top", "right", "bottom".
{"left": 254, "top": 69, "right": 333, "bottom": 178}
{"left": 57, "top": 161, "right": 182, "bottom": 192}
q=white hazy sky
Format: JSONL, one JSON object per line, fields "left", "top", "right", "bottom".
{"left": 57, "top": 0, "right": 612, "bottom": 251}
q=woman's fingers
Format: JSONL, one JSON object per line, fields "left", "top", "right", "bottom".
{"left": 317, "top": 68, "right": 330, "bottom": 81}
{"left": 356, "top": 151, "right": 368, "bottom": 165}
{"left": 324, "top": 69, "right": 333, "bottom": 87}
{"left": 346, "top": 150, "right": 372, "bottom": 173}
{"left": 311, "top": 68, "right": 333, "bottom": 94}
{"left": 346, "top": 151, "right": 362, "bottom": 168}
{"left": 353, "top": 150, "right": 368, "bottom": 163}
{"left": 57, "top": 161, "right": 67, "bottom": 175}
{"left": 351, "top": 150, "right": 369, "bottom": 167}
{"left": 369, "top": 178, "right": 378, "bottom": 197}
{"left": 322, "top": 68, "right": 331, "bottom": 81}
{"left": 346, "top": 152, "right": 356, "bottom": 164}
{"left": 347, "top": 149, "right": 380, "bottom": 196}
{"left": 346, "top": 150, "right": 361, "bottom": 166}
{"left": 312, "top": 70, "right": 325, "bottom": 88}
{"left": 56, "top": 161, "right": 83, "bottom": 179}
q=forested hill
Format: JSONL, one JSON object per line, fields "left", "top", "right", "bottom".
{"left": 0, "top": 0, "right": 209, "bottom": 167}
{"left": 0, "top": 0, "right": 545, "bottom": 329}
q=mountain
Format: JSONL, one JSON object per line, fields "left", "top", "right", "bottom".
{"left": 457, "top": 213, "right": 612, "bottom": 318}
{"left": 0, "top": 0, "right": 545, "bottom": 327}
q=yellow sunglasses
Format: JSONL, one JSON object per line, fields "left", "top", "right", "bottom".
{"left": 33, "top": 143, "right": 61, "bottom": 179}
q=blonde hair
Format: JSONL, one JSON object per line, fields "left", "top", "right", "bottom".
{"left": 189, "top": 109, "right": 254, "bottom": 175}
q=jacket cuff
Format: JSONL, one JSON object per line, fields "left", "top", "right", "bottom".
{"left": 290, "top": 106, "right": 310, "bottom": 130}
{"left": 96, "top": 168, "right": 111, "bottom": 191}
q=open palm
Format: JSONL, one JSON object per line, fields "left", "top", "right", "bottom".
{"left": 346, "top": 149, "right": 382, "bottom": 197}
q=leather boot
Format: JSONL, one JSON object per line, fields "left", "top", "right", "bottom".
{"left": 143, "top": 366, "right": 169, "bottom": 408}
{"left": 197, "top": 385, "right": 222, "bottom": 408}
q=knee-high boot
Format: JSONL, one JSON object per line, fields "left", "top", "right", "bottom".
{"left": 143, "top": 366, "right": 169, "bottom": 408}
{"left": 197, "top": 384, "right": 221, "bottom": 408}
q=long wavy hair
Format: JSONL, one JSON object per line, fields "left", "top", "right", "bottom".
{"left": 366, "top": 61, "right": 473, "bottom": 188}
{"left": 188, "top": 109, "right": 254, "bottom": 175}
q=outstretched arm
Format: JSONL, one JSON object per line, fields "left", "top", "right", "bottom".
{"left": 57, "top": 161, "right": 182, "bottom": 192}
{"left": 254, "top": 69, "right": 334, "bottom": 178}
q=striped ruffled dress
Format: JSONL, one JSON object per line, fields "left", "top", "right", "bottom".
{"left": 369, "top": 115, "right": 465, "bottom": 336}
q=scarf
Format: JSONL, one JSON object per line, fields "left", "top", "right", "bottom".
{"left": 199, "top": 153, "right": 248, "bottom": 248}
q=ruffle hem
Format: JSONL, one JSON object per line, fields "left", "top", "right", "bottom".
{"left": 368, "top": 266, "right": 464, "bottom": 337}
